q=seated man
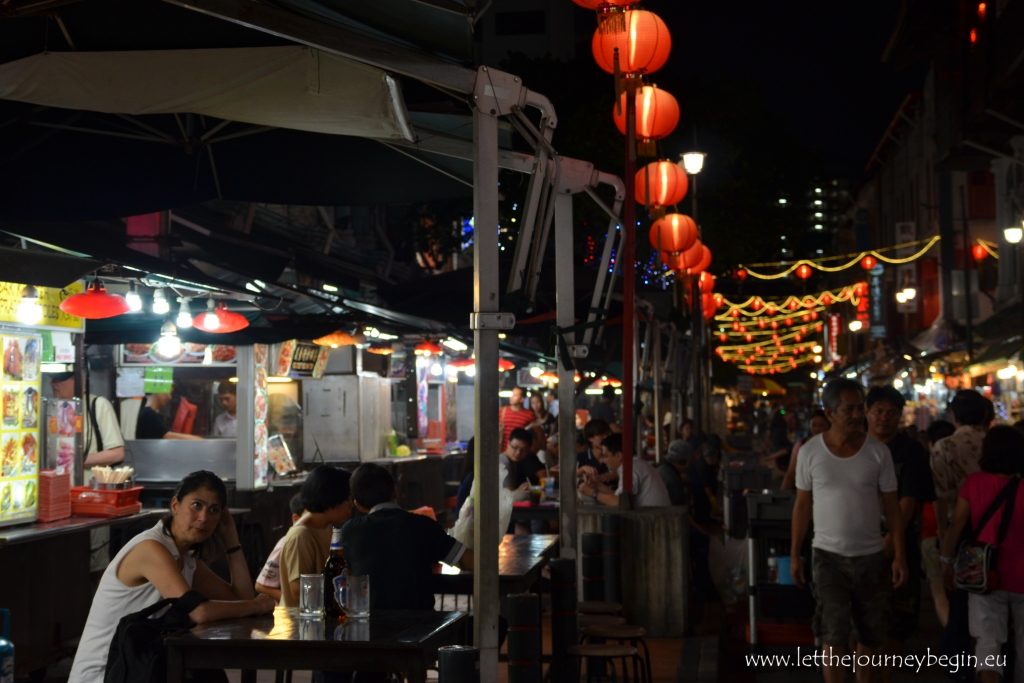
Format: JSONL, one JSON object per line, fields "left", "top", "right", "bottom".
{"left": 501, "top": 427, "right": 546, "bottom": 499}
{"left": 279, "top": 466, "right": 352, "bottom": 606}
{"left": 255, "top": 493, "right": 305, "bottom": 602}
{"left": 342, "top": 463, "right": 473, "bottom": 610}
{"left": 578, "top": 433, "right": 671, "bottom": 507}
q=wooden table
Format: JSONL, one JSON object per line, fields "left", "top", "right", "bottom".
{"left": 165, "top": 607, "right": 468, "bottom": 683}
{"left": 431, "top": 533, "right": 559, "bottom": 598}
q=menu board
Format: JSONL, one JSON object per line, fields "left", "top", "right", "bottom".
{"left": 273, "top": 340, "right": 329, "bottom": 379}
{"left": 118, "top": 343, "right": 237, "bottom": 366}
{"left": 0, "top": 330, "right": 41, "bottom": 527}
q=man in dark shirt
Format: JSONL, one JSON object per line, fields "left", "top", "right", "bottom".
{"left": 865, "top": 385, "right": 936, "bottom": 665}
{"left": 657, "top": 439, "right": 691, "bottom": 506}
{"left": 341, "top": 463, "right": 472, "bottom": 610}
{"left": 501, "top": 428, "right": 546, "bottom": 491}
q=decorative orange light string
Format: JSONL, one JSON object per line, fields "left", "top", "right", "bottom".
{"left": 738, "top": 235, "right": 941, "bottom": 280}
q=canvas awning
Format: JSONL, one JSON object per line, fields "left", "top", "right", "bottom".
{"left": 0, "top": 46, "right": 414, "bottom": 141}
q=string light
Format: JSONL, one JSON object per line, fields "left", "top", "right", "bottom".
{"left": 975, "top": 238, "right": 999, "bottom": 260}
{"left": 714, "top": 284, "right": 864, "bottom": 319}
{"left": 737, "top": 235, "right": 941, "bottom": 280}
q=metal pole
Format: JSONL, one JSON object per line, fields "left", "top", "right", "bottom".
{"left": 554, "top": 190, "right": 578, "bottom": 559}
{"left": 653, "top": 323, "right": 662, "bottom": 462}
{"left": 471, "top": 74, "right": 501, "bottom": 677}
{"left": 959, "top": 184, "right": 974, "bottom": 363}
{"left": 621, "top": 74, "right": 638, "bottom": 504}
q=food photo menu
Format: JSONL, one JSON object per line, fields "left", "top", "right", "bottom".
{"left": 0, "top": 332, "right": 41, "bottom": 526}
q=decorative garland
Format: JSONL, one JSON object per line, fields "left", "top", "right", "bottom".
{"left": 714, "top": 284, "right": 864, "bottom": 320}
{"left": 738, "top": 235, "right": 941, "bottom": 280}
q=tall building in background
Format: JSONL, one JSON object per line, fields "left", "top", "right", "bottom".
{"left": 804, "top": 179, "right": 851, "bottom": 257}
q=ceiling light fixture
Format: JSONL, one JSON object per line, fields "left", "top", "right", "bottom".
{"left": 16, "top": 285, "right": 43, "bottom": 325}
{"left": 59, "top": 280, "right": 130, "bottom": 319}
{"left": 125, "top": 282, "right": 143, "bottom": 313}
{"left": 176, "top": 297, "right": 193, "bottom": 329}
{"left": 152, "top": 287, "right": 170, "bottom": 315}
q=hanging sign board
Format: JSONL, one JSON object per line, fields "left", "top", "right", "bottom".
{"left": 0, "top": 281, "right": 85, "bottom": 332}
{"left": 273, "top": 340, "right": 330, "bottom": 378}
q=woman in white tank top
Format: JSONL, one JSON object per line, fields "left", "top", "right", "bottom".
{"left": 69, "top": 471, "right": 276, "bottom": 683}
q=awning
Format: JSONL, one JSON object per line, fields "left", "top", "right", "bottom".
{"left": 0, "top": 46, "right": 414, "bottom": 141}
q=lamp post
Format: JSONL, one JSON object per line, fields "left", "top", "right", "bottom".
{"left": 1004, "top": 220, "right": 1024, "bottom": 420}
{"left": 680, "top": 151, "right": 707, "bottom": 431}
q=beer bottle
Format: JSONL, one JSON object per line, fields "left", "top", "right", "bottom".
{"left": 323, "top": 528, "right": 348, "bottom": 621}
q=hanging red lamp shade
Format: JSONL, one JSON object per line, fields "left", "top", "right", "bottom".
{"left": 572, "top": 0, "right": 634, "bottom": 9}
{"left": 194, "top": 301, "right": 250, "bottom": 333}
{"left": 498, "top": 358, "right": 516, "bottom": 372}
{"left": 313, "top": 331, "right": 359, "bottom": 348}
{"left": 447, "top": 357, "right": 475, "bottom": 369}
{"left": 698, "top": 271, "right": 715, "bottom": 294}
{"left": 860, "top": 255, "right": 878, "bottom": 270}
{"left": 971, "top": 243, "right": 989, "bottom": 261}
{"left": 366, "top": 344, "right": 394, "bottom": 356}
{"left": 635, "top": 162, "right": 688, "bottom": 207}
{"left": 592, "top": 9, "right": 671, "bottom": 75}
{"left": 414, "top": 340, "right": 443, "bottom": 356}
{"left": 649, "top": 213, "right": 697, "bottom": 253}
{"left": 59, "top": 280, "right": 130, "bottom": 319}
{"left": 685, "top": 244, "right": 712, "bottom": 275}
{"left": 795, "top": 264, "right": 813, "bottom": 280}
{"left": 615, "top": 86, "right": 680, "bottom": 141}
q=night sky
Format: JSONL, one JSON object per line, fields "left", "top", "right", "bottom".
{"left": 657, "top": 0, "right": 920, "bottom": 179}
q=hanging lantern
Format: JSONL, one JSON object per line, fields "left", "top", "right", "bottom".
{"left": 635, "top": 162, "right": 688, "bottom": 207}
{"left": 785, "top": 317, "right": 794, "bottom": 326}
{"left": 795, "top": 264, "right": 812, "bottom": 280}
{"left": 649, "top": 213, "right": 697, "bottom": 252}
{"left": 573, "top": 0, "right": 633, "bottom": 8}
{"left": 744, "top": 333, "right": 753, "bottom": 343}
{"left": 698, "top": 272, "right": 715, "bottom": 294}
{"left": 713, "top": 293, "right": 724, "bottom": 307}
{"left": 313, "top": 331, "right": 359, "bottom": 348}
{"left": 718, "top": 332, "right": 728, "bottom": 343}
{"left": 804, "top": 297, "right": 816, "bottom": 309}
{"left": 821, "top": 293, "right": 833, "bottom": 306}
{"left": 788, "top": 299, "right": 800, "bottom": 311}
{"left": 758, "top": 319, "right": 767, "bottom": 330}
{"left": 194, "top": 300, "right": 250, "bottom": 333}
{"left": 683, "top": 243, "right": 711, "bottom": 274}
{"left": 701, "top": 292, "right": 716, "bottom": 313}
{"left": 658, "top": 250, "right": 687, "bottom": 272}
{"left": 971, "top": 243, "right": 988, "bottom": 261}
{"left": 615, "top": 86, "right": 680, "bottom": 149}
{"left": 860, "top": 255, "right": 878, "bottom": 270}
{"left": 854, "top": 281, "right": 869, "bottom": 297}
{"left": 592, "top": 9, "right": 671, "bottom": 75}
{"left": 59, "top": 280, "right": 130, "bottom": 319}
{"left": 735, "top": 268, "right": 748, "bottom": 282}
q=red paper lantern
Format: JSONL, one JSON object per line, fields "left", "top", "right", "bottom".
{"left": 59, "top": 281, "right": 129, "bottom": 319}
{"left": 685, "top": 244, "right": 712, "bottom": 275}
{"left": 701, "top": 292, "right": 715, "bottom": 311}
{"left": 971, "top": 243, "right": 988, "bottom": 261}
{"left": 788, "top": 300, "right": 800, "bottom": 311}
{"left": 635, "top": 162, "right": 688, "bottom": 207}
{"left": 758, "top": 319, "right": 767, "bottom": 330}
{"left": 698, "top": 272, "right": 715, "bottom": 294}
{"left": 713, "top": 293, "right": 724, "bottom": 307}
{"left": 659, "top": 250, "right": 686, "bottom": 271}
{"left": 572, "top": 0, "right": 633, "bottom": 8}
{"left": 718, "top": 333, "right": 728, "bottom": 343}
{"left": 861, "top": 255, "right": 878, "bottom": 270}
{"left": 735, "top": 268, "right": 748, "bottom": 282}
{"left": 730, "top": 308, "right": 741, "bottom": 318}
{"left": 744, "top": 334, "right": 753, "bottom": 343}
{"left": 821, "top": 293, "right": 833, "bottom": 306}
{"left": 615, "top": 86, "right": 680, "bottom": 141}
{"left": 649, "top": 213, "right": 697, "bottom": 252}
{"left": 785, "top": 317, "right": 793, "bottom": 326}
{"left": 592, "top": 10, "right": 671, "bottom": 75}
{"left": 854, "top": 281, "right": 869, "bottom": 297}
{"left": 795, "top": 264, "right": 812, "bottom": 280}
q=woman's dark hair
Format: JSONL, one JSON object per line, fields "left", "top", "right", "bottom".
{"left": 979, "top": 425, "right": 1024, "bottom": 476}
{"left": 926, "top": 419, "right": 955, "bottom": 445}
{"left": 949, "top": 390, "right": 992, "bottom": 426}
{"left": 301, "top": 465, "right": 352, "bottom": 513}
{"left": 162, "top": 470, "right": 228, "bottom": 553}
{"left": 509, "top": 428, "right": 534, "bottom": 446}
{"left": 584, "top": 419, "right": 610, "bottom": 439}
{"left": 350, "top": 462, "right": 395, "bottom": 509}
{"left": 865, "top": 385, "right": 905, "bottom": 410}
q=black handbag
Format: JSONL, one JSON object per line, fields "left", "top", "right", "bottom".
{"left": 104, "top": 590, "right": 207, "bottom": 683}
{"left": 953, "top": 476, "right": 1020, "bottom": 594}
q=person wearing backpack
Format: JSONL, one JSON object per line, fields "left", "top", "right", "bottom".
{"left": 69, "top": 471, "right": 275, "bottom": 683}
{"left": 940, "top": 426, "right": 1024, "bottom": 683}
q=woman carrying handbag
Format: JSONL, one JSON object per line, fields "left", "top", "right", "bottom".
{"left": 940, "top": 426, "right": 1024, "bottom": 683}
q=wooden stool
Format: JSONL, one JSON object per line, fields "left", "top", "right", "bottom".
{"left": 577, "top": 600, "right": 623, "bottom": 615}
{"left": 582, "top": 624, "right": 652, "bottom": 683}
{"left": 567, "top": 643, "right": 644, "bottom": 683}
{"left": 578, "top": 613, "right": 627, "bottom": 629}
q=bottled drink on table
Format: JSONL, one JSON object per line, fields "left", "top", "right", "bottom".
{"left": 323, "top": 528, "right": 348, "bottom": 622}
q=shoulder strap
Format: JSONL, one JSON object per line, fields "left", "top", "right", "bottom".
{"left": 994, "top": 477, "right": 1021, "bottom": 546}
{"left": 968, "top": 477, "right": 1019, "bottom": 541}
{"left": 89, "top": 396, "right": 104, "bottom": 453}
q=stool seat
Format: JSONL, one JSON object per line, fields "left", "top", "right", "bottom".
{"left": 579, "top": 614, "right": 627, "bottom": 628}
{"left": 568, "top": 644, "right": 638, "bottom": 659}
{"left": 582, "top": 623, "right": 647, "bottom": 640}
{"left": 577, "top": 600, "right": 623, "bottom": 615}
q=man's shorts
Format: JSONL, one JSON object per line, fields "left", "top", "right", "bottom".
{"left": 812, "top": 548, "right": 892, "bottom": 647}
{"left": 889, "top": 572, "right": 921, "bottom": 641}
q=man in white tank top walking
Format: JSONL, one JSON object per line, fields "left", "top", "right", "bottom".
{"left": 791, "top": 378, "right": 908, "bottom": 683}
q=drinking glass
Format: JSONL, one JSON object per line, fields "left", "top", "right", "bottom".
{"left": 343, "top": 574, "right": 371, "bottom": 618}
{"left": 299, "top": 573, "right": 324, "bottom": 617}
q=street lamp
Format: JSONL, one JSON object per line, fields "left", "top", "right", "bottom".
{"left": 1004, "top": 222, "right": 1023, "bottom": 245}
{"left": 1005, "top": 219, "right": 1024, "bottom": 421}
{"left": 680, "top": 151, "right": 706, "bottom": 176}
{"left": 678, "top": 150, "right": 707, "bottom": 432}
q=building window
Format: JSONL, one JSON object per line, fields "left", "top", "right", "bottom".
{"left": 495, "top": 11, "right": 546, "bottom": 36}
